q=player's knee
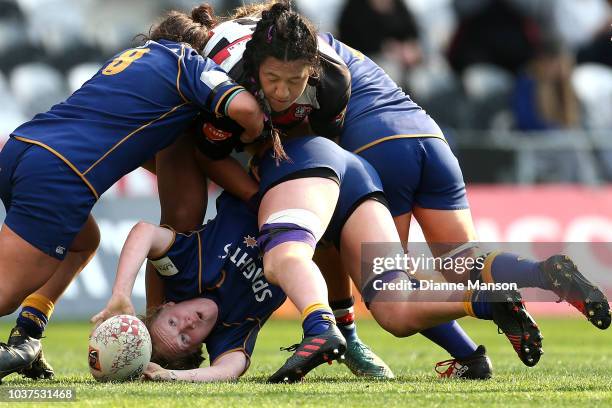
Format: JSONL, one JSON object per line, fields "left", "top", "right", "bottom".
{"left": 437, "top": 242, "right": 484, "bottom": 283}
{"left": 262, "top": 253, "right": 280, "bottom": 284}
{"left": 160, "top": 206, "right": 203, "bottom": 232}
{"left": 71, "top": 218, "right": 101, "bottom": 254}
{"left": 370, "top": 303, "right": 419, "bottom": 337}
{"left": 263, "top": 249, "right": 311, "bottom": 285}
{"left": 379, "top": 318, "right": 419, "bottom": 338}
{"left": 87, "top": 225, "right": 101, "bottom": 254}
{"left": 259, "top": 209, "right": 323, "bottom": 282}
{"left": 258, "top": 209, "right": 322, "bottom": 253}
{"left": 0, "top": 289, "right": 25, "bottom": 315}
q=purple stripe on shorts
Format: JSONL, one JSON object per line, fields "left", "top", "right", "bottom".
{"left": 257, "top": 222, "right": 316, "bottom": 253}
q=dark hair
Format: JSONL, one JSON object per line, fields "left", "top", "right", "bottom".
{"left": 140, "top": 4, "right": 218, "bottom": 51}
{"left": 243, "top": 1, "right": 320, "bottom": 86}
{"left": 142, "top": 306, "right": 206, "bottom": 370}
{"left": 242, "top": 1, "right": 320, "bottom": 162}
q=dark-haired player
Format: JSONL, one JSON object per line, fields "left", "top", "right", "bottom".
{"left": 0, "top": 5, "right": 265, "bottom": 381}
{"left": 197, "top": 1, "right": 610, "bottom": 379}
{"left": 193, "top": 1, "right": 494, "bottom": 380}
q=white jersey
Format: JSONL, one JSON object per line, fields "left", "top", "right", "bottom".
{"left": 203, "top": 18, "right": 257, "bottom": 77}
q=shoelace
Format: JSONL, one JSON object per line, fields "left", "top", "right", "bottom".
{"left": 279, "top": 344, "right": 299, "bottom": 353}
{"left": 351, "top": 341, "right": 369, "bottom": 352}
{"left": 349, "top": 342, "right": 375, "bottom": 359}
{"left": 435, "top": 359, "right": 459, "bottom": 377}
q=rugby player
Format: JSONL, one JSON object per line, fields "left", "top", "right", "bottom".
{"left": 320, "top": 21, "right": 612, "bottom": 373}
{"left": 187, "top": 1, "right": 492, "bottom": 380}
{"left": 0, "top": 5, "right": 265, "bottom": 382}
{"left": 93, "top": 137, "right": 540, "bottom": 383}
{"left": 194, "top": 0, "right": 610, "bottom": 378}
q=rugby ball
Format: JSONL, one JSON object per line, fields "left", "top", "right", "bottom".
{"left": 88, "top": 315, "right": 152, "bottom": 382}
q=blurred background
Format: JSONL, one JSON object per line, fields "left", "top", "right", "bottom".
{"left": 0, "top": 0, "right": 610, "bottom": 319}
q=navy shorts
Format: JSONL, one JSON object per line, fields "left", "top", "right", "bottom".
{"left": 256, "top": 136, "right": 386, "bottom": 244}
{"left": 0, "top": 138, "right": 97, "bottom": 260}
{"left": 340, "top": 111, "right": 469, "bottom": 216}
{"left": 355, "top": 137, "right": 469, "bottom": 216}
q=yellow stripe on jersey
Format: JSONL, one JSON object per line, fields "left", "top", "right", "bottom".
{"left": 83, "top": 102, "right": 189, "bottom": 176}
{"left": 12, "top": 136, "right": 100, "bottom": 199}
{"left": 176, "top": 45, "right": 189, "bottom": 104}
{"left": 352, "top": 134, "right": 447, "bottom": 154}
{"left": 148, "top": 226, "right": 177, "bottom": 261}
{"left": 197, "top": 231, "right": 203, "bottom": 294}
{"left": 206, "top": 270, "right": 226, "bottom": 290}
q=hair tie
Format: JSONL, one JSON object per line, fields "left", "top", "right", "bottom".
{"left": 266, "top": 26, "right": 274, "bottom": 43}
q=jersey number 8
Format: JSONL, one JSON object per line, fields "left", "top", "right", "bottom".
{"left": 102, "top": 48, "right": 150, "bottom": 76}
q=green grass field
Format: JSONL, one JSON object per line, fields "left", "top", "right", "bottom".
{"left": 0, "top": 317, "right": 611, "bottom": 407}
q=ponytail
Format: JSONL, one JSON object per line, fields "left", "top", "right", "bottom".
{"left": 142, "top": 3, "right": 218, "bottom": 51}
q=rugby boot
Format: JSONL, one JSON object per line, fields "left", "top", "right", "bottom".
{"left": 268, "top": 324, "right": 347, "bottom": 383}
{"left": 342, "top": 338, "right": 394, "bottom": 379}
{"left": 435, "top": 345, "right": 492, "bottom": 380}
{"left": 20, "top": 349, "right": 54, "bottom": 380}
{"left": 0, "top": 326, "right": 41, "bottom": 382}
{"left": 490, "top": 290, "right": 543, "bottom": 367}
{"left": 540, "top": 255, "right": 611, "bottom": 330}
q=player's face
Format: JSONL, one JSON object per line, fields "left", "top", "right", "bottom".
{"left": 258, "top": 56, "right": 311, "bottom": 112}
{"left": 149, "top": 298, "right": 218, "bottom": 359}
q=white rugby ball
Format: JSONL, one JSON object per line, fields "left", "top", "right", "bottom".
{"left": 88, "top": 315, "right": 152, "bottom": 382}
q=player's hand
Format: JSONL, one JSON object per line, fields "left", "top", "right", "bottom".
{"left": 196, "top": 116, "right": 242, "bottom": 160}
{"left": 90, "top": 293, "right": 135, "bottom": 327}
{"left": 142, "top": 362, "right": 178, "bottom": 381}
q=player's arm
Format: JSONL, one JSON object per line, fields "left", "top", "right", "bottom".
{"left": 225, "top": 91, "right": 264, "bottom": 143}
{"left": 91, "top": 222, "right": 174, "bottom": 325}
{"left": 195, "top": 151, "right": 258, "bottom": 203}
{"left": 181, "top": 49, "right": 264, "bottom": 145}
{"left": 143, "top": 351, "right": 248, "bottom": 382}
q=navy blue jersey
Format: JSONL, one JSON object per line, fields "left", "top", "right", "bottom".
{"left": 320, "top": 33, "right": 444, "bottom": 152}
{"left": 11, "top": 40, "right": 244, "bottom": 199}
{"left": 149, "top": 193, "right": 286, "bottom": 363}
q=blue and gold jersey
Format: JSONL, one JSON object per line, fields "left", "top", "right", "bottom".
{"left": 11, "top": 40, "right": 244, "bottom": 199}
{"left": 149, "top": 192, "right": 286, "bottom": 364}
{"left": 320, "top": 33, "right": 444, "bottom": 153}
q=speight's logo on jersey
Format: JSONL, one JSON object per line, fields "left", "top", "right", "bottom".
{"left": 221, "top": 237, "right": 273, "bottom": 302}
{"left": 293, "top": 105, "right": 313, "bottom": 119}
